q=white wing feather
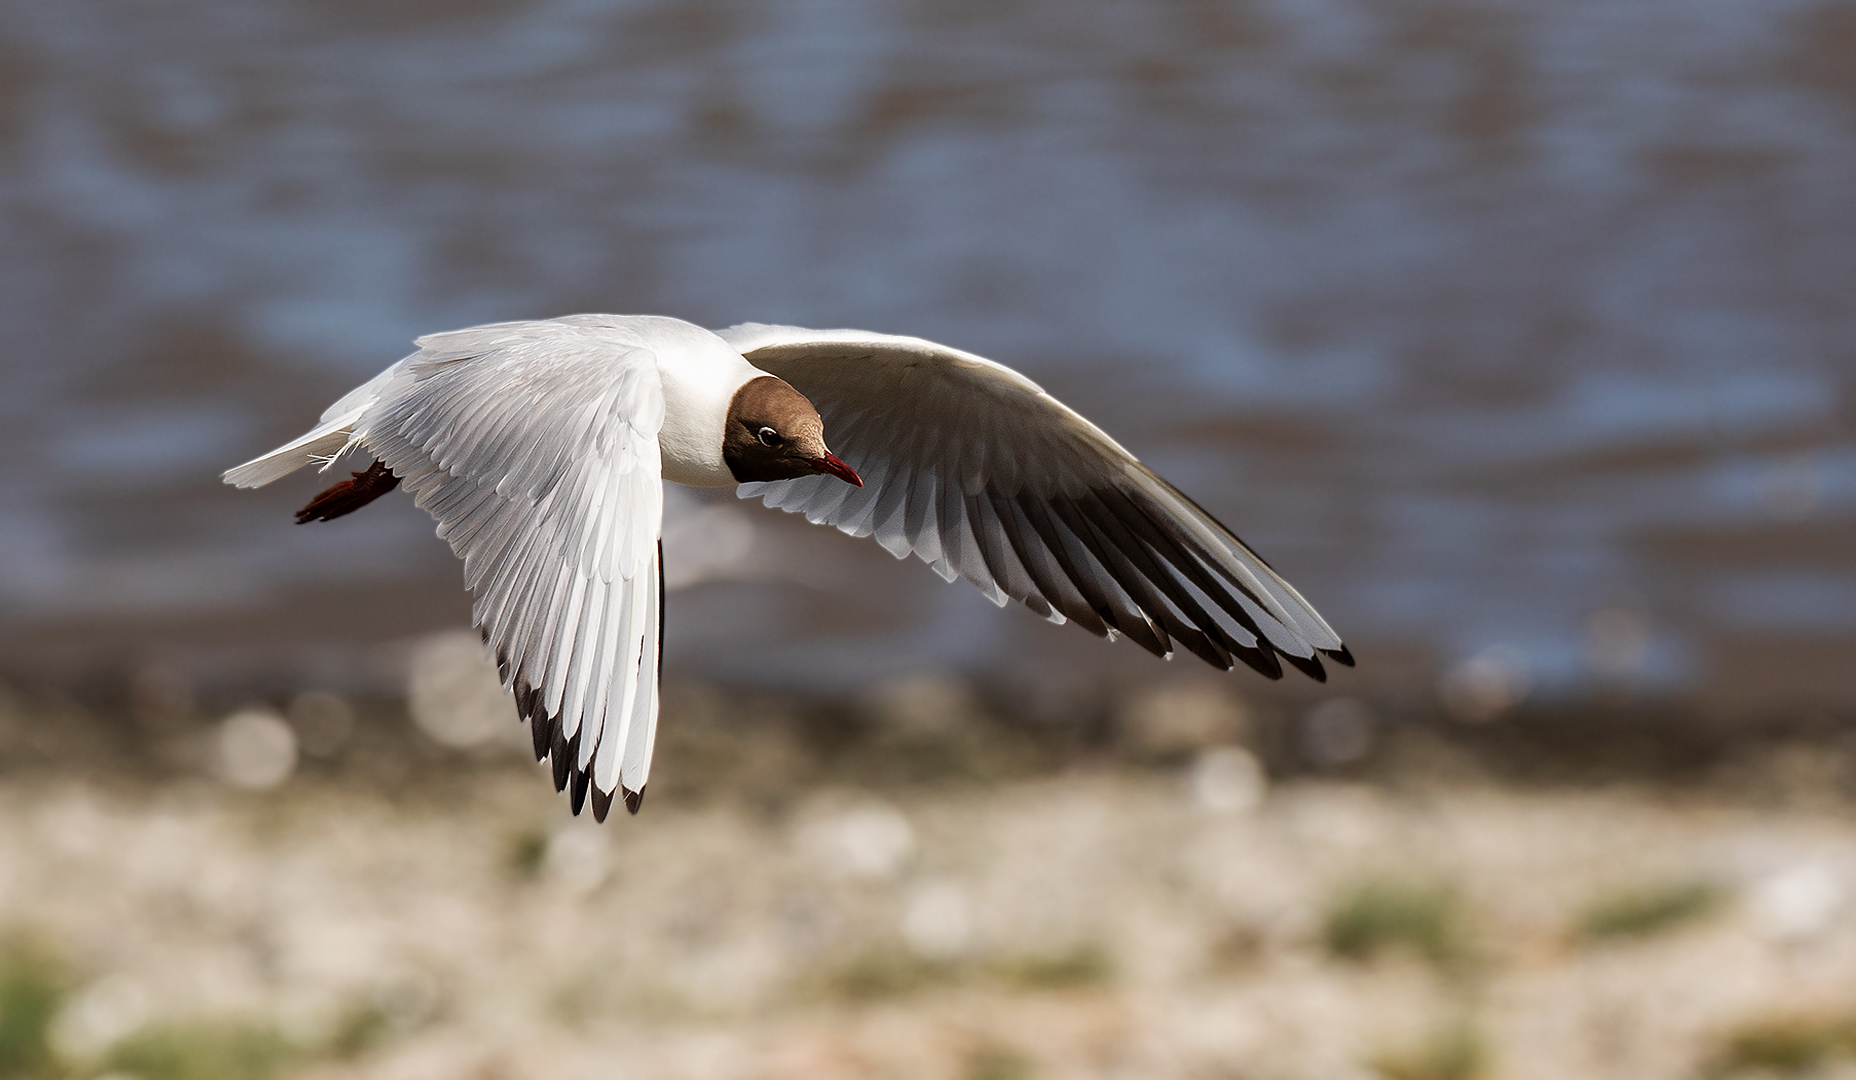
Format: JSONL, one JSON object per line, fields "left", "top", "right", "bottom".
{"left": 721, "top": 324, "right": 1351, "bottom": 681}
{"left": 322, "top": 316, "right": 667, "bottom": 818}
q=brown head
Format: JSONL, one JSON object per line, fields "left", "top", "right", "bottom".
{"left": 722, "top": 375, "right": 864, "bottom": 486}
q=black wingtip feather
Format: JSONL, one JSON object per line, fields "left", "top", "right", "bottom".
{"left": 514, "top": 683, "right": 554, "bottom": 763}
{"left": 623, "top": 786, "right": 644, "bottom": 815}
{"left": 551, "top": 728, "right": 574, "bottom": 792}
{"left": 1281, "top": 650, "right": 1328, "bottom": 683}
{"left": 1323, "top": 644, "right": 1357, "bottom": 667}
{"left": 591, "top": 785, "right": 614, "bottom": 822}
{"left": 570, "top": 769, "right": 590, "bottom": 815}
{"left": 1233, "top": 643, "right": 1284, "bottom": 680}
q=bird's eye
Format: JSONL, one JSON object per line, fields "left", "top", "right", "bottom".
{"left": 756, "top": 427, "right": 782, "bottom": 447}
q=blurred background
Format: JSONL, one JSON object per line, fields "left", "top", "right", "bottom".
{"left": 0, "top": 1, "right": 1853, "bottom": 1078}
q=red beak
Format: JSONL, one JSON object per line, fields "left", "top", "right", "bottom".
{"left": 809, "top": 452, "right": 863, "bottom": 487}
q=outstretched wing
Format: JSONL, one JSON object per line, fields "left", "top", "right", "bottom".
{"left": 356, "top": 317, "right": 667, "bottom": 819}
{"left": 720, "top": 324, "right": 1351, "bottom": 681}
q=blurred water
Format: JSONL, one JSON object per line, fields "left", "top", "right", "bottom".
{"left": 0, "top": 0, "right": 1851, "bottom": 710}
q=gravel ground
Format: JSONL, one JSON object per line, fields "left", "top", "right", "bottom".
{"left": 6, "top": 750, "right": 1856, "bottom": 1080}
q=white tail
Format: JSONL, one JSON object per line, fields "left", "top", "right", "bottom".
{"left": 221, "top": 363, "right": 406, "bottom": 488}
{"left": 222, "top": 422, "right": 359, "bottom": 488}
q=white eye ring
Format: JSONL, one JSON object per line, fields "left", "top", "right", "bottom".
{"left": 756, "top": 427, "right": 781, "bottom": 447}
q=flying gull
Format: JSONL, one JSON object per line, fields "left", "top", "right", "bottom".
{"left": 225, "top": 315, "right": 1351, "bottom": 820}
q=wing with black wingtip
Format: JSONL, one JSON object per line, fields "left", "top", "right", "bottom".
{"left": 722, "top": 324, "right": 1352, "bottom": 682}
{"left": 230, "top": 316, "right": 670, "bottom": 818}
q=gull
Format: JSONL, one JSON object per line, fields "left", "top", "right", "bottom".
{"left": 225, "top": 315, "right": 1351, "bottom": 820}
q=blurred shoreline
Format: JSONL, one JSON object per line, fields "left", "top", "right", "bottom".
{"left": 8, "top": 634, "right": 1856, "bottom": 1079}
{"left": 6, "top": 707, "right": 1856, "bottom": 1080}
{"left": 7, "top": 634, "right": 1856, "bottom": 807}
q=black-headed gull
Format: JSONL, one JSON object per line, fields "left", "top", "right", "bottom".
{"left": 226, "top": 315, "right": 1351, "bottom": 820}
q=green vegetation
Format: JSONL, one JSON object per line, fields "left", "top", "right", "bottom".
{"left": 325, "top": 998, "right": 395, "bottom": 1061}
{"left": 1370, "top": 1022, "right": 1490, "bottom": 1080}
{"left": 963, "top": 1044, "right": 1035, "bottom": 1080}
{"left": 0, "top": 941, "right": 387, "bottom": 1080}
{"left": 994, "top": 943, "right": 1113, "bottom": 992}
{"left": 101, "top": 1020, "right": 295, "bottom": 1080}
{"left": 1706, "top": 1013, "right": 1856, "bottom": 1076}
{"left": 824, "top": 948, "right": 962, "bottom": 1001}
{"left": 0, "top": 944, "right": 65, "bottom": 1079}
{"left": 1325, "top": 878, "right": 1467, "bottom": 967}
{"left": 504, "top": 825, "right": 551, "bottom": 881}
{"left": 1574, "top": 879, "right": 1725, "bottom": 944}
{"left": 822, "top": 940, "right": 1114, "bottom": 1003}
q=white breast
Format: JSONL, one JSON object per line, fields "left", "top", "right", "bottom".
{"left": 639, "top": 317, "right": 767, "bottom": 487}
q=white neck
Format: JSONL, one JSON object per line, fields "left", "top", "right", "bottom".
{"left": 645, "top": 317, "right": 765, "bottom": 487}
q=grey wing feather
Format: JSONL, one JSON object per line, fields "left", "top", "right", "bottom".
{"left": 722, "top": 323, "right": 1350, "bottom": 681}
{"left": 354, "top": 318, "right": 667, "bottom": 816}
